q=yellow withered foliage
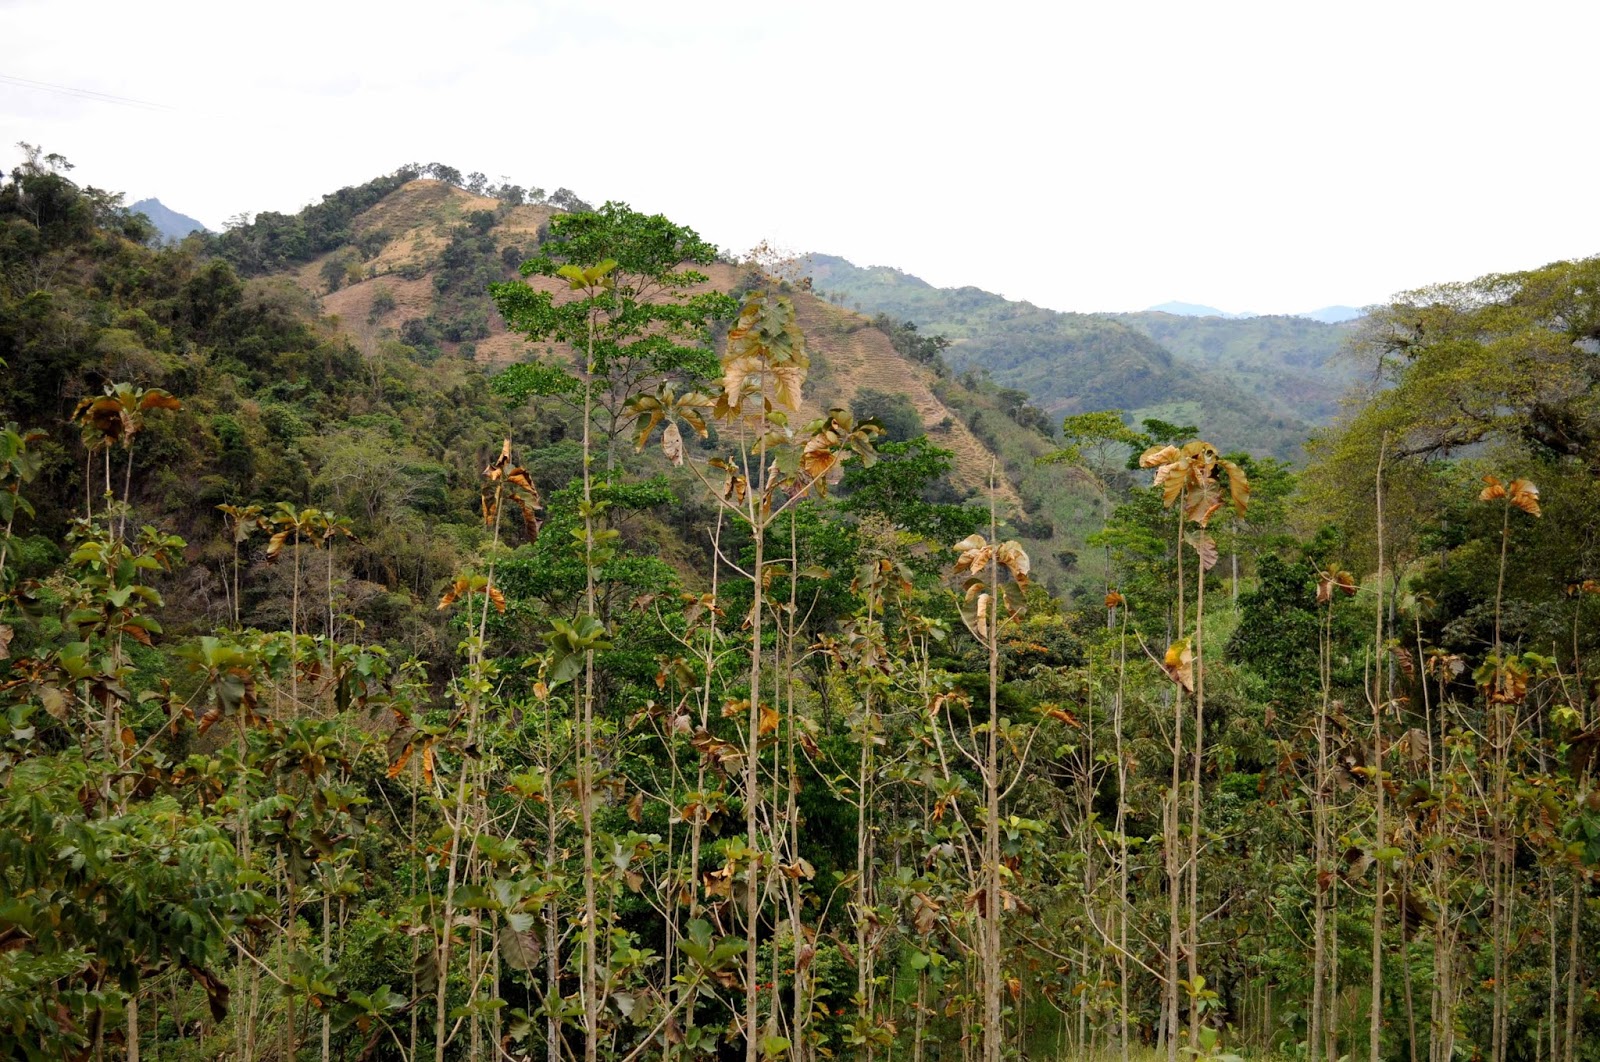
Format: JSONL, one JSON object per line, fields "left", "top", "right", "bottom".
{"left": 1479, "top": 475, "right": 1541, "bottom": 517}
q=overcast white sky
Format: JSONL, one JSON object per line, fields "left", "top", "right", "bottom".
{"left": 3, "top": 0, "right": 1596, "bottom": 314}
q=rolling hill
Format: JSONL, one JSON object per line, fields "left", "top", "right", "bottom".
{"left": 1107, "top": 310, "right": 1359, "bottom": 425}
{"left": 807, "top": 254, "right": 1316, "bottom": 460}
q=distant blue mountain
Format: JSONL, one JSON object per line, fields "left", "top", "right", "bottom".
{"left": 1296, "top": 305, "right": 1366, "bottom": 323}
{"left": 129, "top": 198, "right": 209, "bottom": 243}
{"left": 1146, "top": 301, "right": 1258, "bottom": 320}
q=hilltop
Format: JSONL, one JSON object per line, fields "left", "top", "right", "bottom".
{"left": 128, "top": 197, "right": 208, "bottom": 242}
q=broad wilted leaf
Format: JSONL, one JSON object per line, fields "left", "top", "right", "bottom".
{"left": 1044, "top": 706, "right": 1082, "bottom": 728}
{"left": 771, "top": 364, "right": 806, "bottom": 412}
{"left": 387, "top": 742, "right": 415, "bottom": 779}
{"left": 505, "top": 485, "right": 541, "bottom": 540}
{"left": 1316, "top": 569, "right": 1357, "bottom": 604}
{"left": 953, "top": 533, "right": 992, "bottom": 576}
{"left": 779, "top": 858, "right": 816, "bottom": 880}
{"left": 801, "top": 432, "right": 840, "bottom": 481}
{"left": 1219, "top": 458, "right": 1250, "bottom": 516}
{"left": 1140, "top": 444, "right": 1179, "bottom": 468}
{"left": 660, "top": 420, "right": 684, "bottom": 466}
{"left": 910, "top": 893, "right": 941, "bottom": 935}
{"left": 1186, "top": 532, "right": 1218, "bottom": 572}
{"left": 1481, "top": 474, "right": 1540, "bottom": 516}
{"left": 499, "top": 921, "right": 542, "bottom": 971}
{"left": 703, "top": 863, "right": 736, "bottom": 899}
{"left": 265, "top": 529, "right": 292, "bottom": 561}
{"left": 1163, "top": 638, "right": 1194, "bottom": 693}
{"left": 1183, "top": 481, "right": 1224, "bottom": 528}
{"left": 1507, "top": 478, "right": 1541, "bottom": 517}
{"left": 1159, "top": 461, "right": 1186, "bottom": 507}
{"left": 995, "top": 540, "right": 1031, "bottom": 588}
{"left": 183, "top": 963, "right": 230, "bottom": 1023}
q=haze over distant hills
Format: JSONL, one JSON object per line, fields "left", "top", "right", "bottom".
{"left": 1146, "top": 301, "right": 1258, "bottom": 319}
{"left": 1146, "top": 300, "right": 1366, "bottom": 324}
{"left": 128, "top": 198, "right": 208, "bottom": 243}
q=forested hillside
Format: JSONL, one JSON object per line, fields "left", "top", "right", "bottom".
{"left": 1107, "top": 311, "right": 1357, "bottom": 425}
{"left": 204, "top": 172, "right": 1108, "bottom": 594}
{"left": 806, "top": 255, "right": 1311, "bottom": 461}
{"left": 2, "top": 145, "right": 1599, "bottom": 1062}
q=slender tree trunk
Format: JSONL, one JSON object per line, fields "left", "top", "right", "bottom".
{"left": 435, "top": 482, "right": 502, "bottom": 1062}
{"left": 1115, "top": 606, "right": 1131, "bottom": 1062}
{"left": 855, "top": 601, "right": 876, "bottom": 1061}
{"left": 1167, "top": 502, "right": 1186, "bottom": 1062}
{"left": 743, "top": 482, "right": 765, "bottom": 1062}
{"left": 981, "top": 473, "right": 1004, "bottom": 1062}
{"left": 1311, "top": 608, "right": 1332, "bottom": 1062}
{"left": 0, "top": 511, "right": 16, "bottom": 581}
{"left": 1563, "top": 876, "right": 1579, "bottom": 1062}
{"left": 291, "top": 537, "right": 301, "bottom": 711}
{"left": 120, "top": 444, "right": 134, "bottom": 542}
{"left": 1548, "top": 875, "right": 1559, "bottom": 1062}
{"left": 1187, "top": 537, "right": 1206, "bottom": 1048}
{"left": 1370, "top": 435, "right": 1387, "bottom": 1062}
{"left": 1327, "top": 871, "right": 1340, "bottom": 1062}
{"left": 435, "top": 697, "right": 482, "bottom": 1062}
{"left": 1403, "top": 860, "right": 1418, "bottom": 1062}
{"left": 1490, "top": 496, "right": 1511, "bottom": 1062}
{"left": 322, "top": 889, "right": 332, "bottom": 1062}
{"left": 546, "top": 753, "right": 562, "bottom": 1062}
{"left": 577, "top": 307, "right": 602, "bottom": 1062}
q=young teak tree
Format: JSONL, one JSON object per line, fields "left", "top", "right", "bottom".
{"left": 950, "top": 523, "right": 1032, "bottom": 1062}
{"left": 71, "top": 382, "right": 182, "bottom": 539}
{"left": 1477, "top": 472, "right": 1540, "bottom": 1062}
{"left": 638, "top": 287, "right": 881, "bottom": 1062}
{"left": 1139, "top": 439, "right": 1248, "bottom": 1052}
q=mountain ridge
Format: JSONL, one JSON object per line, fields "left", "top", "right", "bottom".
{"left": 806, "top": 254, "right": 1313, "bottom": 460}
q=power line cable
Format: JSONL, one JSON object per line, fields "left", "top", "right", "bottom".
{"left": 0, "top": 73, "right": 179, "bottom": 112}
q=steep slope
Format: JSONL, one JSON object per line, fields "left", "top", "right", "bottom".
{"left": 1108, "top": 310, "right": 1358, "bottom": 425}
{"left": 809, "top": 254, "right": 1312, "bottom": 460}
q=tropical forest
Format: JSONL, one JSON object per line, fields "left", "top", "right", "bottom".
{"left": 2, "top": 143, "right": 1599, "bottom": 1062}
